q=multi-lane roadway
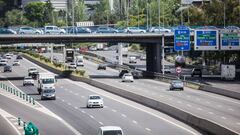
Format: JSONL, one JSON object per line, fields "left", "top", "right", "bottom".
{"left": 0, "top": 55, "right": 202, "bottom": 134}
{"left": 42, "top": 51, "right": 240, "bottom": 134}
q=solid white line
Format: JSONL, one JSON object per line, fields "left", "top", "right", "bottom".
{"left": 81, "top": 96, "right": 85, "bottom": 98}
{"left": 69, "top": 80, "right": 199, "bottom": 135}
{"left": 0, "top": 108, "right": 21, "bottom": 135}
{"left": 81, "top": 111, "right": 86, "bottom": 114}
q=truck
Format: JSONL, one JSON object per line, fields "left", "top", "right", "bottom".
{"left": 37, "top": 73, "right": 56, "bottom": 95}
{"left": 97, "top": 43, "right": 104, "bottom": 50}
{"left": 65, "top": 49, "right": 75, "bottom": 62}
{"left": 221, "top": 64, "right": 235, "bottom": 80}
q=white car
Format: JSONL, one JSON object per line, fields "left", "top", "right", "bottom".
{"left": 5, "top": 54, "right": 12, "bottom": 59}
{"left": 44, "top": 26, "right": 66, "bottom": 34}
{"left": 23, "top": 76, "right": 34, "bottom": 86}
{"left": 28, "top": 67, "right": 38, "bottom": 76}
{"left": 98, "top": 126, "right": 123, "bottom": 135}
{"left": 149, "top": 27, "right": 171, "bottom": 33}
{"left": 129, "top": 56, "right": 137, "bottom": 63}
{"left": 76, "top": 60, "right": 84, "bottom": 67}
{"left": 68, "top": 62, "right": 77, "bottom": 69}
{"left": 13, "top": 60, "right": 20, "bottom": 66}
{"left": 125, "top": 27, "right": 146, "bottom": 33}
{"left": 122, "top": 73, "right": 134, "bottom": 82}
{"left": 87, "top": 95, "right": 104, "bottom": 108}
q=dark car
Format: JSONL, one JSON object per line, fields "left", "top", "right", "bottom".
{"left": 96, "top": 27, "right": 118, "bottom": 33}
{"left": 3, "top": 65, "right": 12, "bottom": 72}
{"left": 191, "top": 68, "right": 202, "bottom": 77}
{"left": 16, "top": 55, "right": 23, "bottom": 59}
{"left": 0, "top": 28, "right": 16, "bottom": 34}
{"left": 119, "top": 70, "right": 130, "bottom": 78}
{"left": 69, "top": 27, "right": 91, "bottom": 34}
{"left": 97, "top": 64, "right": 107, "bottom": 70}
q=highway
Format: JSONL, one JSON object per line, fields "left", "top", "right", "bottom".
{"left": 39, "top": 52, "right": 240, "bottom": 133}
{"left": 0, "top": 55, "right": 201, "bottom": 135}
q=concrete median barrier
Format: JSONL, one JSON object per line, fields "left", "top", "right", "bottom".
{"left": 23, "top": 53, "right": 238, "bottom": 135}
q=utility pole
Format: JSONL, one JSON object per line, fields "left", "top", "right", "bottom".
{"left": 72, "top": 0, "right": 75, "bottom": 33}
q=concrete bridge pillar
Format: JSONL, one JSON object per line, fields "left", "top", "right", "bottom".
{"left": 145, "top": 43, "right": 162, "bottom": 75}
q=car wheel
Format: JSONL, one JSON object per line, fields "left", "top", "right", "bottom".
{"left": 23, "top": 84, "right": 25, "bottom": 86}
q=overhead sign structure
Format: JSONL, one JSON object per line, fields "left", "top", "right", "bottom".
{"left": 194, "top": 30, "right": 219, "bottom": 50}
{"left": 174, "top": 26, "right": 191, "bottom": 51}
{"left": 220, "top": 29, "right": 240, "bottom": 50}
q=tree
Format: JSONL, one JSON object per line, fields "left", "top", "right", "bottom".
{"left": 5, "top": 9, "right": 27, "bottom": 26}
{"left": 24, "top": 2, "right": 47, "bottom": 26}
{"left": 75, "top": 0, "right": 87, "bottom": 22}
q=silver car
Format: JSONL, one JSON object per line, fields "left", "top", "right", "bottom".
{"left": 44, "top": 26, "right": 66, "bottom": 34}
{"left": 124, "top": 27, "right": 146, "bottom": 33}
{"left": 170, "top": 80, "right": 184, "bottom": 90}
{"left": 18, "top": 27, "right": 43, "bottom": 34}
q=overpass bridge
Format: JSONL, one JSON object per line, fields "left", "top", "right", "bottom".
{"left": 0, "top": 33, "right": 192, "bottom": 74}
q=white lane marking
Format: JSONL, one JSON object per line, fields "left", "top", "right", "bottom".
{"left": 89, "top": 115, "right": 95, "bottom": 119}
{"left": 62, "top": 99, "right": 65, "bottom": 102}
{"left": 177, "top": 101, "right": 182, "bottom": 104}
{"left": 70, "top": 91, "right": 73, "bottom": 93}
{"left": 74, "top": 107, "right": 78, "bottom": 110}
{"left": 74, "top": 93, "right": 79, "bottom": 96}
{"left": 104, "top": 106, "right": 108, "bottom": 108}
{"left": 69, "top": 80, "right": 199, "bottom": 135}
{"left": 187, "top": 95, "right": 191, "bottom": 98}
{"left": 112, "top": 109, "right": 117, "bottom": 112}
{"left": 68, "top": 103, "right": 72, "bottom": 106}
{"left": 0, "top": 108, "right": 21, "bottom": 135}
{"left": 60, "top": 86, "right": 63, "bottom": 88}
{"left": 145, "top": 128, "right": 151, "bottom": 131}
{"left": 159, "top": 95, "right": 164, "bottom": 98}
{"left": 236, "top": 122, "right": 240, "bottom": 125}
{"left": 208, "top": 112, "right": 214, "bottom": 115}
{"left": 65, "top": 88, "right": 68, "bottom": 91}
{"left": 121, "top": 114, "right": 127, "bottom": 118}
{"left": 221, "top": 116, "right": 226, "bottom": 120}
{"left": 81, "top": 111, "right": 86, "bottom": 114}
{"left": 81, "top": 96, "right": 85, "bottom": 98}
{"left": 132, "top": 120, "right": 138, "bottom": 124}
{"left": 228, "top": 108, "right": 234, "bottom": 111}
{"left": 196, "top": 98, "right": 200, "bottom": 101}
{"left": 169, "top": 98, "right": 173, "bottom": 101}
{"left": 197, "top": 108, "right": 202, "bottom": 111}
{"left": 99, "top": 122, "right": 104, "bottom": 125}
{"left": 187, "top": 104, "right": 192, "bottom": 107}
{"left": 17, "top": 127, "right": 23, "bottom": 130}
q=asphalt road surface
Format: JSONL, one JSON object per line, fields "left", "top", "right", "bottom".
{"left": 0, "top": 55, "right": 202, "bottom": 135}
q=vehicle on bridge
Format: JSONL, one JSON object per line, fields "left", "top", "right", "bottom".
{"left": 37, "top": 73, "right": 56, "bottom": 94}
{"left": 191, "top": 68, "right": 202, "bottom": 78}
{"left": 68, "top": 27, "right": 91, "bottom": 34}
{"left": 87, "top": 95, "right": 104, "bottom": 108}
{"left": 98, "top": 126, "right": 123, "bottom": 135}
{"left": 149, "top": 27, "right": 171, "bottom": 33}
{"left": 41, "top": 87, "right": 56, "bottom": 100}
{"left": 18, "top": 26, "right": 43, "bottom": 34}
{"left": 95, "top": 27, "right": 118, "bottom": 33}
{"left": 44, "top": 26, "right": 66, "bottom": 34}
{"left": 124, "top": 27, "right": 146, "bottom": 34}
{"left": 0, "top": 28, "right": 17, "bottom": 34}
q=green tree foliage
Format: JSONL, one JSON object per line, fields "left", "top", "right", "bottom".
{"left": 5, "top": 9, "right": 27, "bottom": 26}
{"left": 75, "top": 0, "right": 87, "bottom": 21}
{"left": 24, "top": 2, "right": 47, "bottom": 26}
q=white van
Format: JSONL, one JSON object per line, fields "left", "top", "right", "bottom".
{"left": 98, "top": 126, "right": 123, "bottom": 135}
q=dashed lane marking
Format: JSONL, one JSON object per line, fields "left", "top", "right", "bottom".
{"left": 112, "top": 109, "right": 117, "bottom": 112}
{"left": 68, "top": 103, "right": 72, "bottom": 106}
{"left": 228, "top": 108, "right": 234, "bottom": 111}
{"left": 221, "top": 117, "right": 226, "bottom": 120}
{"left": 89, "top": 115, "right": 95, "bottom": 119}
{"left": 121, "top": 114, "right": 127, "bottom": 118}
{"left": 132, "top": 120, "right": 138, "bottom": 124}
{"left": 208, "top": 112, "right": 214, "bottom": 115}
{"left": 99, "top": 122, "right": 104, "bottom": 125}
{"left": 197, "top": 108, "right": 202, "bottom": 111}
{"left": 187, "top": 104, "right": 192, "bottom": 107}
{"left": 145, "top": 128, "right": 151, "bottom": 131}
{"left": 74, "top": 107, "right": 78, "bottom": 109}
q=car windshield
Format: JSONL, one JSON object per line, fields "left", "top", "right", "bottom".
{"left": 25, "top": 77, "right": 32, "bottom": 80}
{"left": 125, "top": 74, "right": 132, "bottom": 77}
{"left": 70, "top": 63, "right": 75, "bottom": 65}
{"left": 29, "top": 68, "right": 37, "bottom": 71}
{"left": 78, "top": 60, "right": 83, "bottom": 62}
{"left": 103, "top": 130, "right": 122, "bottom": 135}
{"left": 43, "top": 89, "right": 55, "bottom": 93}
{"left": 42, "top": 78, "right": 54, "bottom": 84}
{"left": 90, "top": 96, "right": 101, "bottom": 100}
{"left": 173, "top": 81, "right": 182, "bottom": 84}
